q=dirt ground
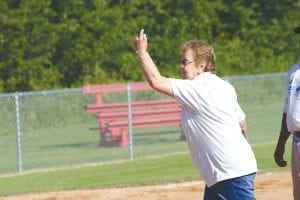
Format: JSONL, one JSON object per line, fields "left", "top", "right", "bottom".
{"left": 0, "top": 171, "right": 293, "bottom": 200}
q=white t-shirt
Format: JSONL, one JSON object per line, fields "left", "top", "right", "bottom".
{"left": 169, "top": 72, "right": 257, "bottom": 187}
{"left": 283, "top": 63, "right": 300, "bottom": 132}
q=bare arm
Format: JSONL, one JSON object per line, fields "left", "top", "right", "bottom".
{"left": 134, "top": 29, "right": 173, "bottom": 97}
{"left": 274, "top": 113, "right": 291, "bottom": 167}
{"left": 239, "top": 119, "right": 248, "bottom": 139}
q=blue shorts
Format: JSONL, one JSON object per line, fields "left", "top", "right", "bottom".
{"left": 204, "top": 173, "right": 256, "bottom": 200}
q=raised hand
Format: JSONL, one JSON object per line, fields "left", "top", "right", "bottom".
{"left": 134, "top": 29, "right": 148, "bottom": 54}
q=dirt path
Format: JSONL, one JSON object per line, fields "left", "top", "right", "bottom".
{"left": 0, "top": 171, "right": 293, "bottom": 200}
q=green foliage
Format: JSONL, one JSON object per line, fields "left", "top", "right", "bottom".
{"left": 0, "top": 0, "right": 299, "bottom": 92}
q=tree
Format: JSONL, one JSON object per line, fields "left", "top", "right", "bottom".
{"left": 0, "top": 0, "right": 299, "bottom": 92}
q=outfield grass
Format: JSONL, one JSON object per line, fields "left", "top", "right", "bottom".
{"left": 0, "top": 73, "right": 289, "bottom": 196}
{"left": 0, "top": 74, "right": 286, "bottom": 175}
{"left": 0, "top": 99, "right": 284, "bottom": 175}
{"left": 0, "top": 140, "right": 292, "bottom": 196}
{"left": 0, "top": 124, "right": 187, "bottom": 174}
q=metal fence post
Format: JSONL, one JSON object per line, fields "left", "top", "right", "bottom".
{"left": 127, "top": 83, "right": 134, "bottom": 160}
{"left": 15, "top": 92, "right": 22, "bottom": 173}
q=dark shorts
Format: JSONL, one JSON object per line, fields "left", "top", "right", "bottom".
{"left": 204, "top": 173, "right": 256, "bottom": 200}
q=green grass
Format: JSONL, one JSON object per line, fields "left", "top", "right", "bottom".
{"left": 253, "top": 141, "right": 291, "bottom": 172}
{"left": 0, "top": 73, "right": 290, "bottom": 196}
{"left": 0, "top": 124, "right": 187, "bottom": 174}
{"left": 0, "top": 74, "right": 286, "bottom": 175}
{"left": 0, "top": 140, "right": 292, "bottom": 197}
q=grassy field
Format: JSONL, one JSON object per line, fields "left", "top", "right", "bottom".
{"left": 0, "top": 140, "right": 292, "bottom": 196}
{"left": 0, "top": 73, "right": 289, "bottom": 196}
{"left": 0, "top": 95, "right": 284, "bottom": 174}
{"left": 0, "top": 74, "right": 286, "bottom": 175}
{"left": 0, "top": 124, "right": 187, "bottom": 174}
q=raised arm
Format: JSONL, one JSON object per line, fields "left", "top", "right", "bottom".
{"left": 134, "top": 29, "right": 173, "bottom": 97}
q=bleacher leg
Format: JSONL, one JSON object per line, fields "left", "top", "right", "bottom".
{"left": 100, "top": 129, "right": 107, "bottom": 145}
{"left": 120, "top": 129, "right": 128, "bottom": 147}
{"left": 110, "top": 128, "right": 119, "bottom": 141}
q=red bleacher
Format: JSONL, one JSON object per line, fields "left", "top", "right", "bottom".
{"left": 82, "top": 82, "right": 182, "bottom": 147}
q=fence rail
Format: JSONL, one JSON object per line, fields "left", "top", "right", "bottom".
{"left": 0, "top": 72, "right": 287, "bottom": 175}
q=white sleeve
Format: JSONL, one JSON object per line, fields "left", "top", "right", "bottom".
{"left": 168, "top": 78, "right": 200, "bottom": 110}
{"left": 283, "top": 73, "right": 290, "bottom": 113}
{"left": 234, "top": 101, "right": 246, "bottom": 121}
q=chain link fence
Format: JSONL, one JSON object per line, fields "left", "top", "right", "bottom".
{"left": 0, "top": 72, "right": 286, "bottom": 175}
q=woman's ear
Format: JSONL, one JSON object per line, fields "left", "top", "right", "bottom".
{"left": 197, "top": 61, "right": 207, "bottom": 73}
{"left": 201, "top": 61, "right": 208, "bottom": 68}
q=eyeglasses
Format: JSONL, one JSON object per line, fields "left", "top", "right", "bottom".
{"left": 179, "top": 59, "right": 193, "bottom": 66}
